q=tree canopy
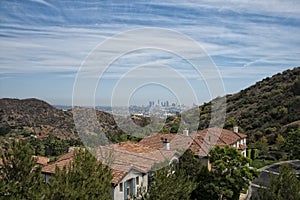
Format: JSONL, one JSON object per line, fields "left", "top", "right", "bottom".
{"left": 44, "top": 149, "right": 113, "bottom": 200}
{"left": 207, "top": 146, "right": 257, "bottom": 200}
{"left": 146, "top": 164, "right": 196, "bottom": 200}
{"left": 0, "top": 141, "right": 44, "bottom": 199}
{"left": 282, "top": 128, "right": 300, "bottom": 159}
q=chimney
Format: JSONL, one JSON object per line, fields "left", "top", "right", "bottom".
{"left": 161, "top": 137, "right": 170, "bottom": 150}
{"left": 183, "top": 128, "right": 189, "bottom": 136}
{"left": 233, "top": 126, "right": 239, "bottom": 133}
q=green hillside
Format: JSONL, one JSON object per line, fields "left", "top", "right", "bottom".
{"left": 164, "top": 67, "right": 300, "bottom": 143}
{"left": 224, "top": 67, "right": 300, "bottom": 140}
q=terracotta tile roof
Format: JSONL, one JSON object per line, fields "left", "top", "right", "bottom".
{"left": 41, "top": 144, "right": 175, "bottom": 186}
{"left": 56, "top": 151, "right": 75, "bottom": 162}
{"left": 97, "top": 142, "right": 179, "bottom": 174}
{"left": 42, "top": 127, "right": 246, "bottom": 185}
{"left": 32, "top": 156, "right": 50, "bottom": 166}
{"left": 139, "top": 128, "right": 247, "bottom": 157}
{"left": 237, "top": 133, "right": 247, "bottom": 139}
{"left": 111, "top": 168, "right": 127, "bottom": 185}
{"left": 35, "top": 135, "right": 49, "bottom": 139}
{"left": 139, "top": 133, "right": 176, "bottom": 149}
{"left": 115, "top": 141, "right": 157, "bottom": 153}
{"left": 41, "top": 152, "right": 74, "bottom": 174}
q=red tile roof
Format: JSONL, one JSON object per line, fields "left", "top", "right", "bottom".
{"left": 139, "top": 128, "right": 247, "bottom": 157}
{"left": 139, "top": 134, "right": 176, "bottom": 149}
{"left": 41, "top": 128, "right": 246, "bottom": 185}
{"left": 111, "top": 168, "right": 127, "bottom": 185}
{"left": 35, "top": 135, "right": 49, "bottom": 139}
{"left": 115, "top": 141, "right": 157, "bottom": 153}
{"left": 41, "top": 145, "right": 176, "bottom": 186}
{"left": 56, "top": 151, "right": 75, "bottom": 162}
{"left": 41, "top": 151, "right": 74, "bottom": 174}
{"left": 32, "top": 156, "right": 50, "bottom": 166}
{"left": 97, "top": 142, "right": 179, "bottom": 173}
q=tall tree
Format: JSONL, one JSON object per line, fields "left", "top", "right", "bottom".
{"left": 0, "top": 140, "right": 44, "bottom": 199}
{"left": 179, "top": 149, "right": 202, "bottom": 178}
{"left": 44, "top": 149, "right": 113, "bottom": 200}
{"left": 282, "top": 128, "right": 300, "bottom": 159}
{"left": 147, "top": 164, "right": 196, "bottom": 200}
{"left": 192, "top": 167, "right": 219, "bottom": 200}
{"left": 254, "top": 164, "right": 300, "bottom": 200}
{"left": 208, "top": 146, "right": 257, "bottom": 200}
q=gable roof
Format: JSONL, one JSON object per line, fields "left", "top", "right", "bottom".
{"left": 32, "top": 155, "right": 50, "bottom": 166}
{"left": 41, "top": 143, "right": 179, "bottom": 186}
{"left": 111, "top": 168, "right": 127, "bottom": 185}
{"left": 139, "top": 128, "right": 247, "bottom": 157}
{"left": 97, "top": 141, "right": 179, "bottom": 173}
{"left": 41, "top": 151, "right": 74, "bottom": 174}
{"left": 139, "top": 133, "right": 177, "bottom": 149}
{"left": 41, "top": 128, "right": 245, "bottom": 184}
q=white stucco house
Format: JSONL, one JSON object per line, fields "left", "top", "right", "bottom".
{"left": 41, "top": 127, "right": 247, "bottom": 199}
{"left": 42, "top": 141, "right": 179, "bottom": 200}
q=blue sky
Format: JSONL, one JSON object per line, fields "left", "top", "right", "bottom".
{"left": 0, "top": 0, "right": 299, "bottom": 106}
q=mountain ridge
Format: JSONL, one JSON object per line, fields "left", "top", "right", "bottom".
{"left": 0, "top": 98, "right": 124, "bottom": 139}
{"left": 1, "top": 67, "right": 299, "bottom": 143}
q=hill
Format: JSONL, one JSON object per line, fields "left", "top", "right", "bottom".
{"left": 1, "top": 67, "right": 299, "bottom": 144}
{"left": 163, "top": 67, "right": 300, "bottom": 143}
{"left": 0, "top": 98, "right": 124, "bottom": 140}
{"left": 224, "top": 67, "right": 300, "bottom": 141}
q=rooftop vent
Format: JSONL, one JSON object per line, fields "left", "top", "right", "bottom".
{"left": 233, "top": 126, "right": 239, "bottom": 133}
{"left": 183, "top": 128, "right": 189, "bottom": 136}
{"left": 161, "top": 137, "right": 170, "bottom": 150}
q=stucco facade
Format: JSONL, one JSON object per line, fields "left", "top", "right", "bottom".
{"left": 112, "top": 169, "right": 148, "bottom": 200}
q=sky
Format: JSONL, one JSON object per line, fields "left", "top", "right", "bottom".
{"left": 0, "top": 0, "right": 299, "bottom": 106}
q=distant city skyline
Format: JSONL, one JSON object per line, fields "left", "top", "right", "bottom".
{"left": 1, "top": 1, "right": 299, "bottom": 106}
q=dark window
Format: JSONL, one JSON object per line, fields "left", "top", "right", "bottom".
{"left": 136, "top": 176, "right": 139, "bottom": 185}
{"left": 119, "top": 182, "right": 123, "bottom": 192}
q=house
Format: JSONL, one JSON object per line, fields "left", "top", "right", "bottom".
{"left": 41, "top": 141, "right": 179, "bottom": 200}
{"left": 41, "top": 127, "right": 246, "bottom": 199}
{"left": 98, "top": 141, "right": 179, "bottom": 200}
{"left": 139, "top": 127, "right": 247, "bottom": 170}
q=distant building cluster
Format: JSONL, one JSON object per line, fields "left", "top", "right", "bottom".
{"left": 149, "top": 99, "right": 179, "bottom": 108}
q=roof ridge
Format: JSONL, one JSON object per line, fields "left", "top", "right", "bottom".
{"left": 99, "top": 146, "right": 164, "bottom": 162}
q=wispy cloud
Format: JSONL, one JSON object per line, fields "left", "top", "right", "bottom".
{"left": 0, "top": 0, "right": 299, "bottom": 104}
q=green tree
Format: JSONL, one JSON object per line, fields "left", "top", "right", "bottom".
{"left": 0, "top": 141, "right": 44, "bottom": 199}
{"left": 43, "top": 136, "right": 69, "bottom": 156}
{"left": 255, "top": 164, "right": 300, "bottom": 200}
{"left": 192, "top": 167, "right": 219, "bottom": 200}
{"left": 208, "top": 146, "right": 257, "bottom": 200}
{"left": 147, "top": 164, "right": 196, "bottom": 200}
{"left": 44, "top": 149, "right": 113, "bottom": 200}
{"left": 249, "top": 136, "right": 268, "bottom": 157}
{"left": 179, "top": 149, "right": 202, "bottom": 178}
{"left": 282, "top": 128, "right": 300, "bottom": 159}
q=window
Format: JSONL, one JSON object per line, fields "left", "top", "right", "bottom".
{"left": 136, "top": 177, "right": 139, "bottom": 185}
{"left": 119, "top": 182, "right": 123, "bottom": 192}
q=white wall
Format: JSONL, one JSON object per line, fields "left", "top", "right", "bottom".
{"left": 113, "top": 169, "right": 148, "bottom": 200}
